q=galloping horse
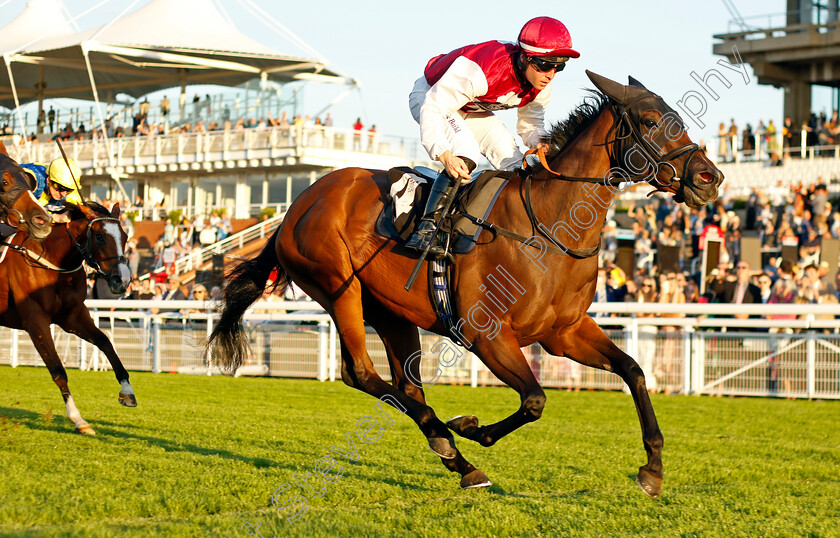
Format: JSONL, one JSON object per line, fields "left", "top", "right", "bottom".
{"left": 0, "top": 201, "right": 135, "bottom": 435}
{"left": 208, "top": 72, "right": 723, "bottom": 497}
{"left": 0, "top": 141, "right": 52, "bottom": 240}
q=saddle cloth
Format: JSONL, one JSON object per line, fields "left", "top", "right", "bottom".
{"left": 375, "top": 166, "right": 512, "bottom": 254}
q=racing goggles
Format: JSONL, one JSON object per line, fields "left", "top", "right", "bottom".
{"left": 529, "top": 56, "right": 568, "bottom": 73}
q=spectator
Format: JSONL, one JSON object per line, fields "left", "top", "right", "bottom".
{"left": 353, "top": 117, "right": 364, "bottom": 151}
{"left": 711, "top": 260, "right": 761, "bottom": 319}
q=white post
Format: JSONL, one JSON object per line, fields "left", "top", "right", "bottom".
{"left": 152, "top": 320, "right": 161, "bottom": 373}
{"left": 318, "top": 320, "right": 328, "bottom": 382}
{"left": 206, "top": 314, "right": 214, "bottom": 375}
{"left": 10, "top": 329, "right": 18, "bottom": 368}
{"left": 693, "top": 333, "right": 706, "bottom": 395}
{"left": 89, "top": 317, "right": 100, "bottom": 371}
{"left": 807, "top": 329, "right": 816, "bottom": 399}
{"left": 470, "top": 352, "right": 479, "bottom": 388}
{"left": 329, "top": 320, "right": 337, "bottom": 382}
{"left": 682, "top": 326, "right": 693, "bottom": 395}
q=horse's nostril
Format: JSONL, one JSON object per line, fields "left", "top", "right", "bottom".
{"left": 698, "top": 172, "right": 715, "bottom": 184}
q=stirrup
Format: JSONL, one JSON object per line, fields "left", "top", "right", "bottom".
{"left": 405, "top": 228, "right": 434, "bottom": 251}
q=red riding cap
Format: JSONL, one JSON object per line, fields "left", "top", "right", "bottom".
{"left": 517, "top": 16, "right": 580, "bottom": 59}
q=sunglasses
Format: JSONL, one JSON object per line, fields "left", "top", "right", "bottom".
{"left": 51, "top": 181, "right": 73, "bottom": 193}
{"left": 529, "top": 57, "right": 567, "bottom": 73}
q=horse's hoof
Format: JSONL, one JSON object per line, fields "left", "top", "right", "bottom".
{"left": 446, "top": 415, "right": 479, "bottom": 439}
{"left": 74, "top": 424, "right": 96, "bottom": 436}
{"left": 460, "top": 469, "right": 492, "bottom": 489}
{"left": 119, "top": 393, "right": 137, "bottom": 407}
{"left": 428, "top": 436, "right": 457, "bottom": 459}
{"left": 636, "top": 466, "right": 662, "bottom": 498}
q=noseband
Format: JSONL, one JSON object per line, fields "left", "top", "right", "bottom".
{"left": 71, "top": 217, "right": 128, "bottom": 279}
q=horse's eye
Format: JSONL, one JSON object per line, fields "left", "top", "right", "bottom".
{"left": 96, "top": 234, "right": 105, "bottom": 242}
{"left": 643, "top": 119, "right": 657, "bottom": 128}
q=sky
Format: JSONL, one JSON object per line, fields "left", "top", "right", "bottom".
{"left": 4, "top": 0, "right": 838, "bottom": 153}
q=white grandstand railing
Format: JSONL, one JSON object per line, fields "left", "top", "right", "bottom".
{"left": 167, "top": 213, "right": 285, "bottom": 279}
{"left": 1, "top": 301, "right": 838, "bottom": 400}
{"left": 2, "top": 124, "right": 429, "bottom": 170}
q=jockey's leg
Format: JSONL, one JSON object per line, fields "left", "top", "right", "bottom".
{"left": 464, "top": 111, "right": 525, "bottom": 170}
{"left": 404, "top": 172, "right": 458, "bottom": 255}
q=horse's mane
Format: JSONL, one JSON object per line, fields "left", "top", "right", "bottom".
{"left": 546, "top": 90, "right": 610, "bottom": 156}
{"left": 65, "top": 201, "right": 111, "bottom": 220}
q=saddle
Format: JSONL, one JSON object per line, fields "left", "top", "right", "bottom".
{"left": 376, "top": 166, "right": 514, "bottom": 344}
{"left": 375, "top": 166, "right": 514, "bottom": 254}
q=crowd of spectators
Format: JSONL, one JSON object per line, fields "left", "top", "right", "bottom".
{"left": 4, "top": 94, "right": 381, "bottom": 151}
{"left": 716, "top": 110, "right": 839, "bottom": 163}
{"left": 599, "top": 180, "right": 840, "bottom": 307}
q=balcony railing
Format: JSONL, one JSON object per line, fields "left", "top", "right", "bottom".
{"left": 2, "top": 125, "right": 429, "bottom": 171}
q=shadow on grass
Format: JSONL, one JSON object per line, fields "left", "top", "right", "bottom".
{"left": 0, "top": 406, "right": 297, "bottom": 472}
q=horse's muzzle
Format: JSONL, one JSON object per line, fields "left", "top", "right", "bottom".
{"left": 109, "top": 264, "right": 132, "bottom": 295}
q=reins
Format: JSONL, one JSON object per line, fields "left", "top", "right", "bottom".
{"left": 464, "top": 96, "right": 701, "bottom": 259}
{"left": 0, "top": 215, "right": 126, "bottom": 276}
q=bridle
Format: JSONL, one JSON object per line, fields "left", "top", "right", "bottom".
{"left": 606, "top": 94, "right": 700, "bottom": 196}
{"left": 525, "top": 95, "right": 700, "bottom": 196}
{"left": 71, "top": 216, "right": 128, "bottom": 279}
{"left": 502, "top": 93, "right": 701, "bottom": 259}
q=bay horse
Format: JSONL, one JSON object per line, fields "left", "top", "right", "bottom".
{"left": 208, "top": 71, "right": 723, "bottom": 497}
{"left": 0, "top": 201, "right": 135, "bottom": 435}
{"left": 0, "top": 141, "right": 53, "bottom": 240}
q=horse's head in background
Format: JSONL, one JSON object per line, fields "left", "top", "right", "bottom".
{"left": 70, "top": 202, "right": 131, "bottom": 295}
{"left": 0, "top": 141, "right": 53, "bottom": 239}
{"left": 586, "top": 71, "right": 724, "bottom": 209}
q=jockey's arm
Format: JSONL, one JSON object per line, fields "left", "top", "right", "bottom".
{"left": 419, "top": 57, "right": 487, "bottom": 181}
{"left": 517, "top": 79, "right": 552, "bottom": 150}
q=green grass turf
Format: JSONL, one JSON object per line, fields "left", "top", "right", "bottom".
{"left": 0, "top": 365, "right": 838, "bottom": 537}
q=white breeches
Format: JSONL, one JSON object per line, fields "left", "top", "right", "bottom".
{"left": 409, "top": 78, "right": 525, "bottom": 170}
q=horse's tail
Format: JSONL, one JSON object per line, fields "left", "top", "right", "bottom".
{"left": 207, "top": 226, "right": 288, "bottom": 372}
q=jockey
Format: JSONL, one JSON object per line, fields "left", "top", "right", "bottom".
{"left": 406, "top": 16, "right": 579, "bottom": 257}
{"left": 22, "top": 158, "right": 83, "bottom": 216}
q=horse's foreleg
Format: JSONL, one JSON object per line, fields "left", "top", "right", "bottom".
{"left": 57, "top": 308, "right": 136, "bottom": 407}
{"left": 543, "top": 315, "right": 663, "bottom": 498}
{"left": 368, "top": 312, "right": 489, "bottom": 489}
{"left": 25, "top": 314, "right": 95, "bottom": 435}
{"left": 447, "top": 330, "right": 545, "bottom": 448}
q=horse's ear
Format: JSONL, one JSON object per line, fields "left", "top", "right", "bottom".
{"left": 111, "top": 203, "right": 121, "bottom": 218}
{"left": 586, "top": 70, "right": 627, "bottom": 104}
{"left": 628, "top": 76, "right": 649, "bottom": 91}
{"left": 0, "top": 140, "right": 7, "bottom": 156}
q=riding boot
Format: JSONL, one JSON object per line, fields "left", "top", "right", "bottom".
{"left": 405, "top": 172, "right": 457, "bottom": 256}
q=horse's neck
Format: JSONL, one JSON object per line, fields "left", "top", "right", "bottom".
{"left": 45, "top": 220, "right": 87, "bottom": 264}
{"left": 530, "top": 111, "right": 616, "bottom": 248}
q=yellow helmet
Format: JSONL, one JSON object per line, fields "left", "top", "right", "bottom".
{"left": 48, "top": 158, "right": 82, "bottom": 190}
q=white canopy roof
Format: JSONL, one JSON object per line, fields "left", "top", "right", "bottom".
{"left": 1, "top": 0, "right": 357, "bottom": 108}
{"left": 0, "top": 0, "right": 75, "bottom": 56}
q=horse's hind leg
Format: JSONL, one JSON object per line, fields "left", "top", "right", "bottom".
{"left": 446, "top": 329, "right": 546, "bottom": 448}
{"left": 543, "top": 315, "right": 663, "bottom": 498}
{"left": 25, "top": 314, "right": 95, "bottom": 435}
{"left": 366, "top": 309, "right": 490, "bottom": 489}
{"left": 310, "top": 274, "right": 460, "bottom": 461}
{"left": 57, "top": 308, "right": 136, "bottom": 407}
